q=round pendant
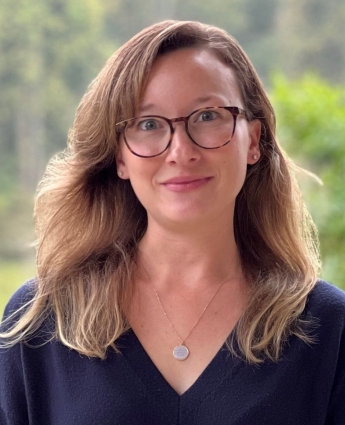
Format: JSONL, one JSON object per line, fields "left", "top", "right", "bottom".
{"left": 173, "top": 344, "right": 189, "bottom": 360}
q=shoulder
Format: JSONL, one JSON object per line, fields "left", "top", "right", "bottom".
{"left": 304, "top": 280, "right": 345, "bottom": 356}
{"left": 306, "top": 281, "right": 345, "bottom": 423}
{"left": 306, "top": 279, "right": 345, "bottom": 323}
{"left": 1, "top": 279, "right": 37, "bottom": 324}
{"left": 0, "top": 280, "right": 38, "bottom": 423}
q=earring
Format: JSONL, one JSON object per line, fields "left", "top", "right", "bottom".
{"left": 118, "top": 171, "right": 123, "bottom": 177}
{"left": 253, "top": 154, "right": 258, "bottom": 160}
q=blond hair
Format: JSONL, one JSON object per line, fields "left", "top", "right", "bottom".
{"left": 1, "top": 21, "right": 320, "bottom": 363}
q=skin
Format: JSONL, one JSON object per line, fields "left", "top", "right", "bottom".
{"left": 117, "top": 48, "right": 260, "bottom": 234}
{"left": 116, "top": 48, "right": 261, "bottom": 395}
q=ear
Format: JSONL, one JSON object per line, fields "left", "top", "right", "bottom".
{"left": 246, "top": 119, "right": 261, "bottom": 165}
{"left": 115, "top": 148, "right": 130, "bottom": 179}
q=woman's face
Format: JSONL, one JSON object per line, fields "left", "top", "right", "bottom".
{"left": 116, "top": 48, "right": 261, "bottom": 231}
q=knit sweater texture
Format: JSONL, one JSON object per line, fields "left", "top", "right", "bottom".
{"left": 0, "top": 279, "right": 345, "bottom": 425}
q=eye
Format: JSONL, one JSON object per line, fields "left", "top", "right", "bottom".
{"left": 137, "top": 119, "right": 160, "bottom": 131}
{"left": 196, "top": 109, "right": 219, "bottom": 122}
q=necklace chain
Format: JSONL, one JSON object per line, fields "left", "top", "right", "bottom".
{"left": 150, "top": 280, "right": 226, "bottom": 344}
{"left": 143, "top": 265, "right": 229, "bottom": 360}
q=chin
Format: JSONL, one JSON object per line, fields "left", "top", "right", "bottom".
{"left": 155, "top": 208, "right": 215, "bottom": 229}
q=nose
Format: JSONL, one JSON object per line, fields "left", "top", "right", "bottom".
{"left": 165, "top": 120, "right": 201, "bottom": 165}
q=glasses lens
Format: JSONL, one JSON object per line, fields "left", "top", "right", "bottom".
{"left": 188, "top": 108, "right": 235, "bottom": 148}
{"left": 124, "top": 117, "right": 170, "bottom": 157}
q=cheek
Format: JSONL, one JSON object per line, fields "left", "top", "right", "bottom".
{"left": 226, "top": 133, "right": 249, "bottom": 166}
{"left": 220, "top": 143, "right": 248, "bottom": 192}
{"left": 126, "top": 172, "right": 151, "bottom": 211}
{"left": 232, "top": 127, "right": 252, "bottom": 166}
{"left": 123, "top": 160, "right": 158, "bottom": 205}
{"left": 127, "top": 164, "right": 148, "bottom": 188}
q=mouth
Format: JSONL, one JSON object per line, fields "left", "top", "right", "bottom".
{"left": 161, "top": 176, "right": 213, "bottom": 192}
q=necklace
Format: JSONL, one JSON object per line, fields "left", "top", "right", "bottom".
{"left": 146, "top": 271, "right": 229, "bottom": 361}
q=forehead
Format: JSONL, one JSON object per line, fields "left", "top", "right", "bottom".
{"left": 138, "top": 48, "right": 243, "bottom": 114}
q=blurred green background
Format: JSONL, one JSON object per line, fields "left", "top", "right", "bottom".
{"left": 1, "top": 0, "right": 345, "bottom": 314}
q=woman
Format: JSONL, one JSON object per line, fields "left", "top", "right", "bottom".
{"left": 1, "top": 20, "right": 344, "bottom": 424}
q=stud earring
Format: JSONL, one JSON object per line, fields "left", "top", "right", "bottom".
{"left": 118, "top": 171, "right": 123, "bottom": 177}
{"left": 253, "top": 154, "right": 258, "bottom": 160}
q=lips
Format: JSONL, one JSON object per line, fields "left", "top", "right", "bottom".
{"left": 161, "top": 176, "right": 212, "bottom": 192}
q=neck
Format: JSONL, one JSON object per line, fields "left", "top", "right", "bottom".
{"left": 137, "top": 217, "right": 242, "bottom": 291}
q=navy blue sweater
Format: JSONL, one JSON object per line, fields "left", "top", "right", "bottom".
{"left": 0, "top": 280, "right": 345, "bottom": 424}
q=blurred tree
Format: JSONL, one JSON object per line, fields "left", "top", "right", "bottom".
{"left": 0, "top": 0, "right": 344, "bottom": 281}
{"left": 0, "top": 0, "right": 112, "bottom": 193}
{"left": 271, "top": 74, "right": 345, "bottom": 288}
{"left": 276, "top": 0, "right": 345, "bottom": 84}
{"left": 105, "top": 0, "right": 345, "bottom": 86}
{"left": 106, "top": 0, "right": 280, "bottom": 84}
{"left": 0, "top": 0, "right": 114, "bottom": 258}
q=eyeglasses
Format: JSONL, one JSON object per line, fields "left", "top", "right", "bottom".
{"left": 115, "top": 106, "right": 247, "bottom": 158}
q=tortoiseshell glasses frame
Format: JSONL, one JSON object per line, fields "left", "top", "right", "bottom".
{"left": 115, "top": 106, "right": 247, "bottom": 158}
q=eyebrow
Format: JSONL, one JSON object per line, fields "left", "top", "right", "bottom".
{"left": 137, "top": 96, "right": 223, "bottom": 115}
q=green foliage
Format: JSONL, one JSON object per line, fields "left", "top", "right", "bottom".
{"left": 0, "top": 0, "right": 114, "bottom": 193}
{"left": 0, "top": 186, "right": 35, "bottom": 259}
{"left": 0, "top": 0, "right": 115, "bottom": 260}
{"left": 0, "top": 0, "right": 344, "bottom": 293}
{"left": 271, "top": 74, "right": 345, "bottom": 289}
{"left": 0, "top": 261, "right": 35, "bottom": 317}
{"left": 276, "top": 0, "right": 345, "bottom": 84}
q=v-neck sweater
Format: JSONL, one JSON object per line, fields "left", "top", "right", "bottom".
{"left": 1, "top": 279, "right": 345, "bottom": 425}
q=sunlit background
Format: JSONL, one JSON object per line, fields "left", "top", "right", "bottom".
{"left": 1, "top": 0, "right": 345, "bottom": 313}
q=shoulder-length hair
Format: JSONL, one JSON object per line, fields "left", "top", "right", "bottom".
{"left": 1, "top": 21, "right": 320, "bottom": 363}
